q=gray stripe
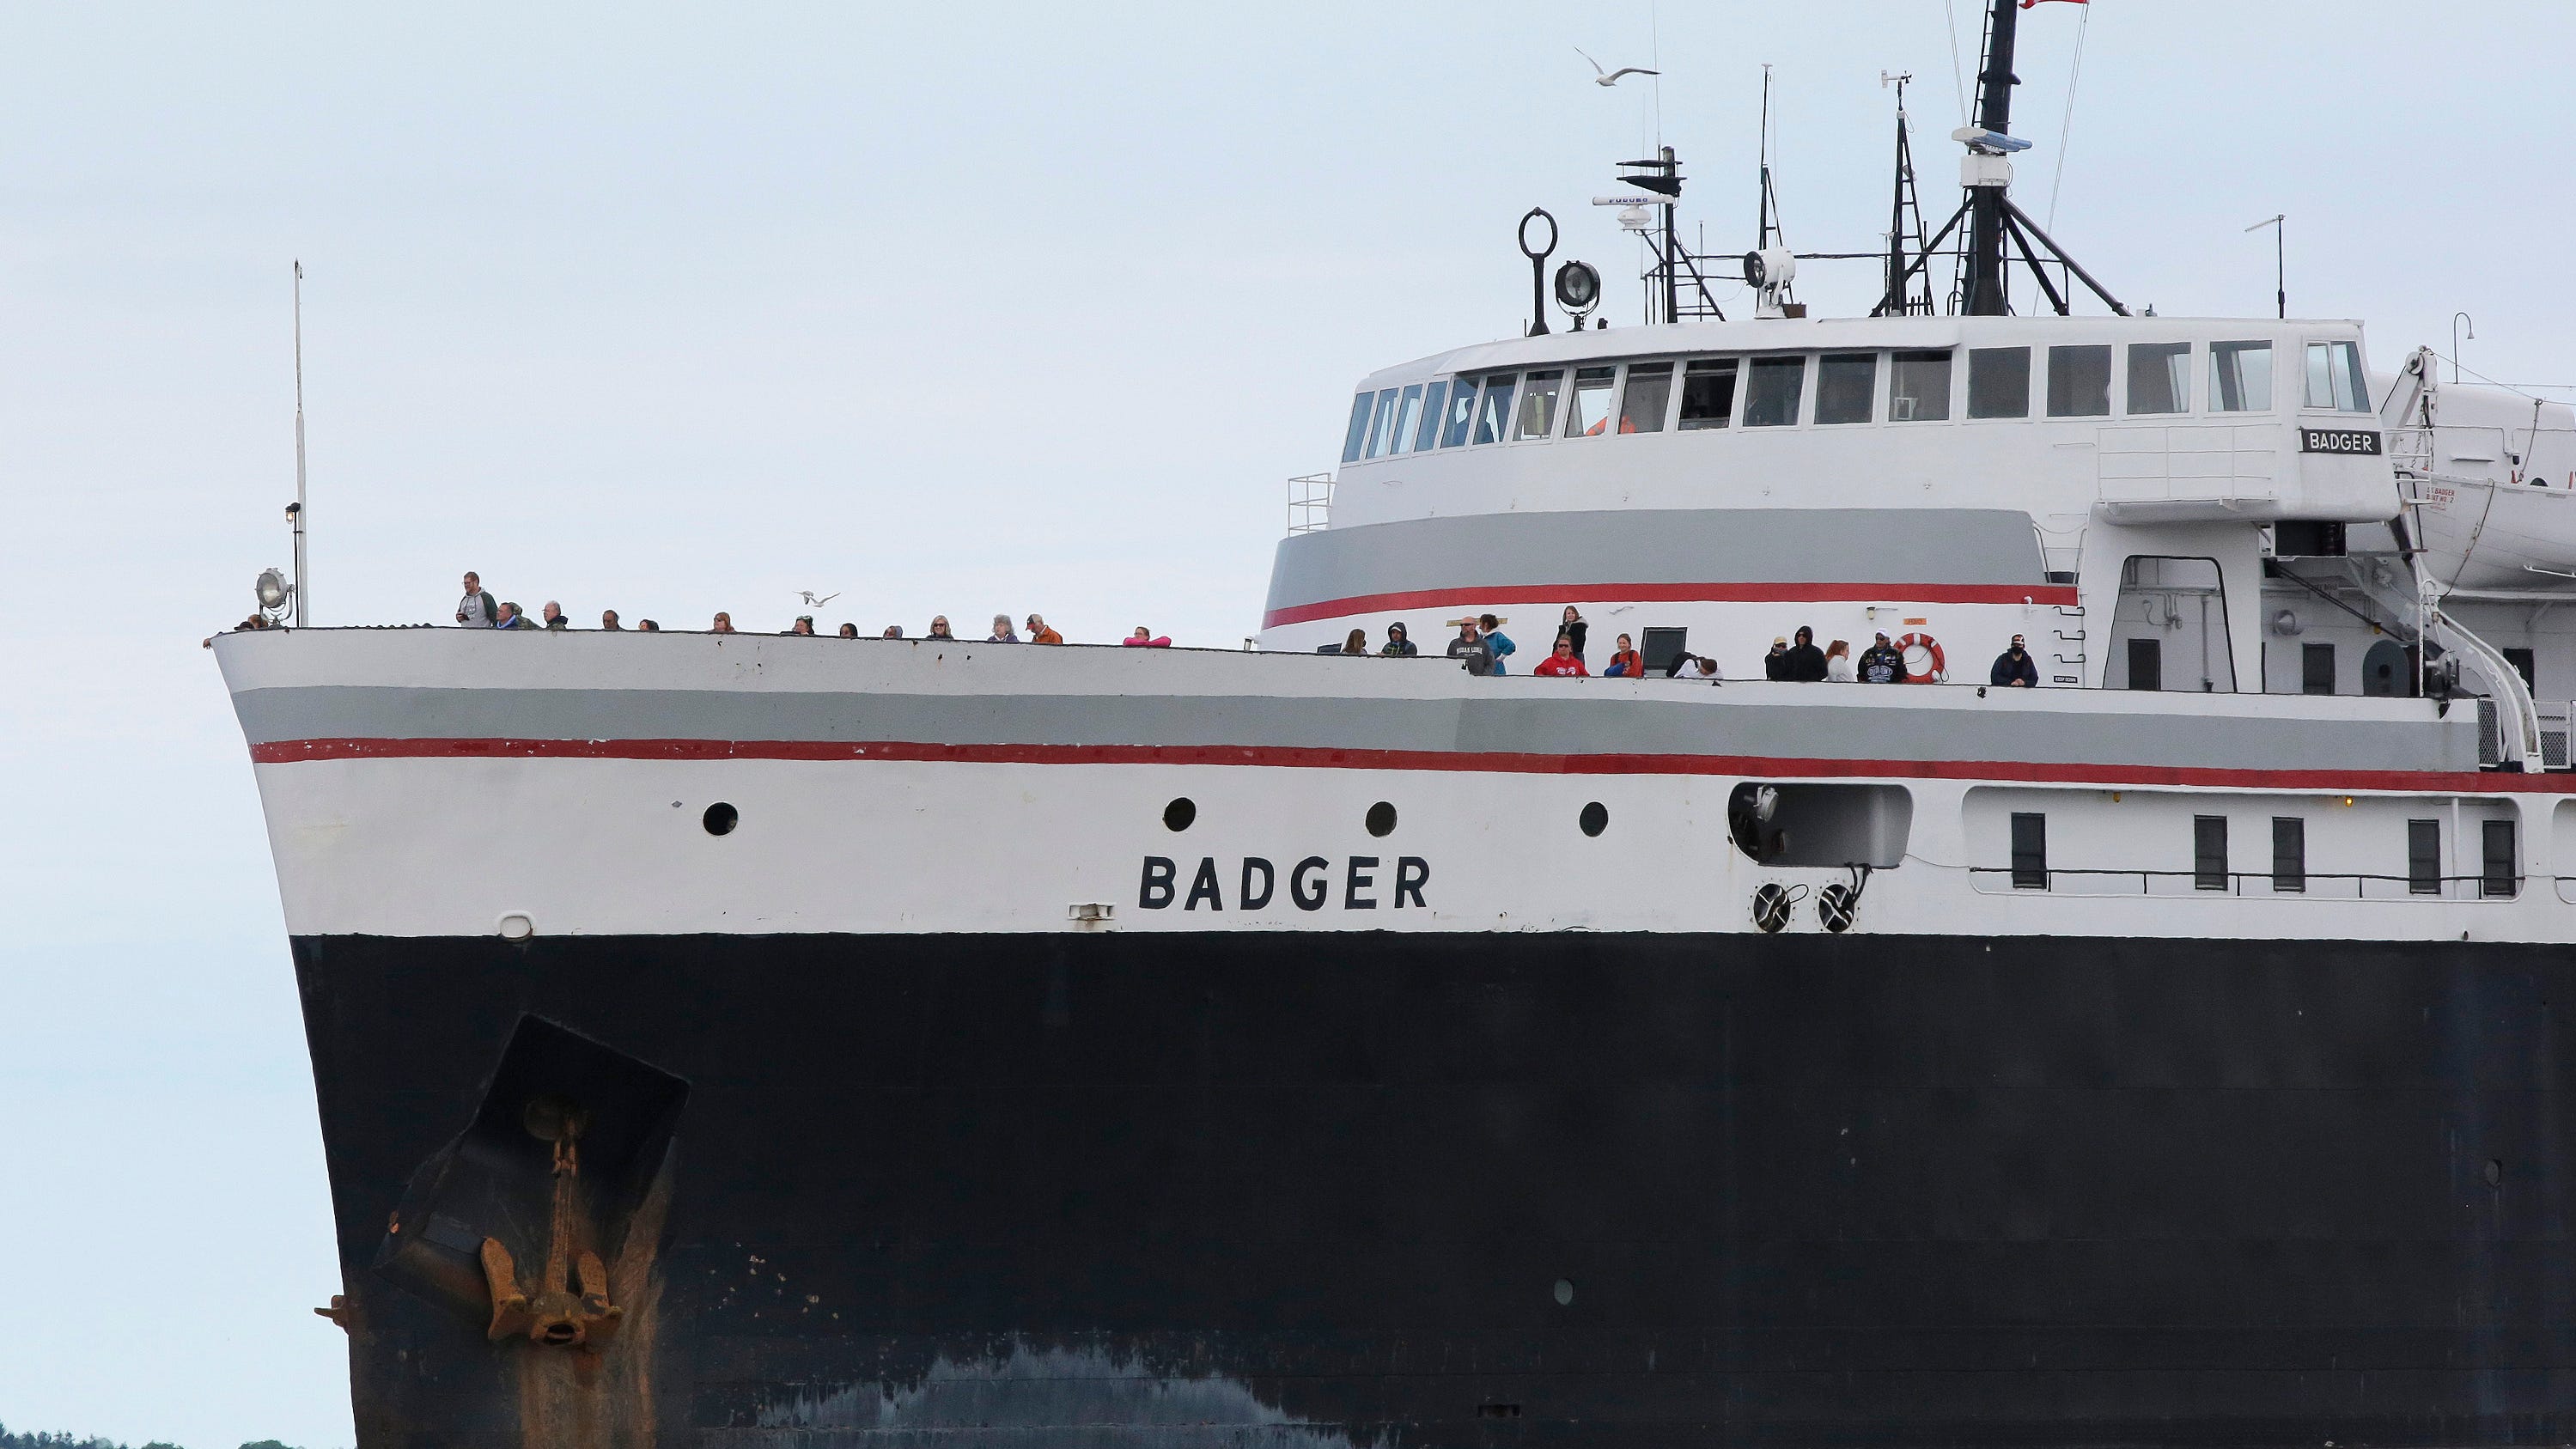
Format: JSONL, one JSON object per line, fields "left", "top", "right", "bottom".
{"left": 1264, "top": 508, "right": 2048, "bottom": 614}
{"left": 234, "top": 683, "right": 2471, "bottom": 776}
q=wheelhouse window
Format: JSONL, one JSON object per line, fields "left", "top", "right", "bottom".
{"left": 1564, "top": 366, "right": 1617, "bottom": 437}
{"left": 1515, "top": 369, "right": 1564, "bottom": 440}
{"left": 2047, "top": 344, "right": 2112, "bottom": 417}
{"left": 1341, "top": 393, "right": 1373, "bottom": 464}
{"left": 2211, "top": 341, "right": 2274, "bottom": 412}
{"left": 1440, "top": 379, "right": 1481, "bottom": 447}
{"left": 1413, "top": 381, "right": 1448, "bottom": 452}
{"left": 1815, "top": 353, "right": 1878, "bottom": 424}
{"left": 1618, "top": 362, "right": 1673, "bottom": 434}
{"left": 2306, "top": 340, "right": 2371, "bottom": 412}
{"left": 1890, "top": 350, "right": 1952, "bottom": 421}
{"left": 1743, "top": 355, "right": 1806, "bottom": 427}
{"left": 1388, "top": 383, "right": 1425, "bottom": 455}
{"left": 1363, "top": 387, "right": 1401, "bottom": 458}
{"left": 1967, "top": 346, "right": 2031, "bottom": 419}
{"left": 1472, "top": 375, "right": 1515, "bottom": 444}
{"left": 2128, "top": 343, "right": 2190, "bottom": 415}
{"left": 1678, "top": 359, "right": 1739, "bottom": 429}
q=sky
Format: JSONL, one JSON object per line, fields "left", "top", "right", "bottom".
{"left": 3, "top": 3, "right": 2573, "bottom": 1444}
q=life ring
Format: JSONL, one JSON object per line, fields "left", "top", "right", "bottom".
{"left": 1896, "top": 631, "right": 1946, "bottom": 683}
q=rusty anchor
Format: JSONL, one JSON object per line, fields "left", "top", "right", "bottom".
{"left": 479, "top": 1099, "right": 622, "bottom": 1350}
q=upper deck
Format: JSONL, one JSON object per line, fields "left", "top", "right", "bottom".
{"left": 1329, "top": 313, "right": 2394, "bottom": 532}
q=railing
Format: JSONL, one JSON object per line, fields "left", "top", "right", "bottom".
{"left": 1288, "top": 472, "right": 1334, "bottom": 534}
{"left": 1970, "top": 866, "right": 2521, "bottom": 901}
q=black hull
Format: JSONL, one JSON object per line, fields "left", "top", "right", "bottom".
{"left": 296, "top": 929, "right": 2576, "bottom": 1448}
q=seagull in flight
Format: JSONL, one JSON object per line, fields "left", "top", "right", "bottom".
{"left": 1576, "top": 47, "right": 1659, "bottom": 87}
{"left": 797, "top": 590, "right": 841, "bottom": 608}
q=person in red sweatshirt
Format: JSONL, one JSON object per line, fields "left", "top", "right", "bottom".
{"left": 1532, "top": 636, "right": 1589, "bottom": 677}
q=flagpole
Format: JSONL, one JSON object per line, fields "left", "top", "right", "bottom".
{"left": 292, "top": 260, "right": 310, "bottom": 626}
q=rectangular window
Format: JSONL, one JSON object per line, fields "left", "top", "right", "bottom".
{"left": 1514, "top": 369, "right": 1564, "bottom": 440}
{"left": 2301, "top": 642, "right": 2336, "bottom": 696}
{"left": 1564, "top": 366, "right": 1617, "bottom": 437}
{"left": 1618, "top": 362, "right": 1673, "bottom": 434}
{"left": 1678, "top": 359, "right": 1739, "bottom": 429}
{"left": 1440, "top": 379, "right": 1480, "bottom": 447}
{"left": 1815, "top": 353, "right": 1878, "bottom": 424}
{"left": 1472, "top": 375, "right": 1515, "bottom": 444}
{"left": 2305, "top": 340, "right": 2371, "bottom": 412}
{"left": 2482, "top": 819, "right": 2518, "bottom": 898}
{"left": 1412, "top": 381, "right": 1446, "bottom": 452}
{"left": 1388, "top": 383, "right": 1425, "bottom": 455}
{"left": 1743, "top": 355, "right": 1806, "bottom": 427}
{"left": 1340, "top": 393, "right": 1374, "bottom": 464}
{"left": 1639, "top": 625, "right": 1689, "bottom": 675}
{"left": 2407, "top": 819, "right": 2441, "bottom": 895}
{"left": 2048, "top": 344, "right": 2113, "bottom": 417}
{"left": 1363, "top": 387, "right": 1400, "bottom": 458}
{"left": 2010, "top": 813, "right": 2049, "bottom": 890}
{"left": 1968, "top": 346, "right": 2032, "bottom": 418}
{"left": 2194, "top": 815, "right": 2229, "bottom": 891}
{"left": 1890, "top": 350, "right": 1952, "bottom": 421}
{"left": 2128, "top": 343, "right": 2191, "bottom": 415}
{"left": 2211, "top": 341, "right": 2274, "bottom": 412}
{"left": 2127, "top": 636, "right": 2163, "bottom": 691}
{"left": 2272, "top": 818, "right": 2305, "bottom": 893}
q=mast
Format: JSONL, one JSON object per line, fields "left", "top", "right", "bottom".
{"left": 292, "top": 260, "right": 310, "bottom": 626}
{"left": 1877, "top": 73, "right": 1932, "bottom": 318}
{"left": 1962, "top": 0, "right": 2019, "bottom": 316}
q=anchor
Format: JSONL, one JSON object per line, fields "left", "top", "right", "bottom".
{"left": 480, "top": 1096, "right": 622, "bottom": 1350}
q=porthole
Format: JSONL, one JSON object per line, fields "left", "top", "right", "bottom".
{"left": 1578, "top": 801, "right": 1608, "bottom": 837}
{"left": 1365, "top": 801, "right": 1398, "bottom": 837}
{"left": 703, "top": 802, "right": 739, "bottom": 836}
{"left": 1163, "top": 797, "right": 1197, "bottom": 831}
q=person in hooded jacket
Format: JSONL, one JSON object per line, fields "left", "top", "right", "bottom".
{"left": 1381, "top": 622, "right": 1419, "bottom": 657}
{"left": 1532, "top": 636, "right": 1588, "bottom": 677}
{"left": 1781, "top": 625, "right": 1827, "bottom": 681}
{"left": 1991, "top": 633, "right": 2040, "bottom": 687}
{"left": 1857, "top": 631, "right": 1909, "bottom": 683}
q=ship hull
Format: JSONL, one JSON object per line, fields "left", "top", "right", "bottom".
{"left": 304, "top": 926, "right": 2576, "bottom": 1449}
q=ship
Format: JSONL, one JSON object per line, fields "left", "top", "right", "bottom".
{"left": 212, "top": 4, "right": 2576, "bottom": 1445}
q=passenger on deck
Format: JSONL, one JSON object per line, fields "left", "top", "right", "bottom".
{"left": 600, "top": 610, "right": 623, "bottom": 630}
{"left": 1446, "top": 620, "right": 1483, "bottom": 661}
{"left": 542, "top": 601, "right": 569, "bottom": 631}
{"left": 455, "top": 571, "right": 497, "bottom": 628}
{"left": 1783, "top": 626, "right": 1827, "bottom": 681}
{"left": 1340, "top": 629, "right": 1370, "bottom": 655}
{"left": 1532, "top": 637, "right": 1588, "bottom": 677}
{"left": 790, "top": 615, "right": 816, "bottom": 636}
{"left": 1991, "top": 634, "right": 2040, "bottom": 688}
{"left": 1381, "top": 622, "right": 1418, "bottom": 656}
{"left": 637, "top": 618, "right": 661, "bottom": 631}
{"left": 1857, "top": 632, "right": 1909, "bottom": 684}
{"left": 1479, "top": 614, "right": 1516, "bottom": 675}
{"left": 1763, "top": 636, "right": 1791, "bottom": 679}
{"left": 1124, "top": 626, "right": 1172, "bottom": 647}
{"left": 1667, "top": 654, "right": 1720, "bottom": 680}
{"left": 1026, "top": 614, "right": 1064, "bottom": 644}
{"left": 495, "top": 601, "right": 529, "bottom": 630}
{"left": 882, "top": 624, "right": 904, "bottom": 638}
{"left": 838, "top": 623, "right": 858, "bottom": 638}
{"left": 928, "top": 616, "right": 956, "bottom": 640}
{"left": 1604, "top": 634, "right": 1643, "bottom": 677}
{"left": 1556, "top": 606, "right": 1588, "bottom": 662}
{"left": 988, "top": 615, "right": 1020, "bottom": 642}
{"left": 1824, "top": 639, "right": 1853, "bottom": 681}
{"left": 711, "top": 612, "right": 736, "bottom": 635}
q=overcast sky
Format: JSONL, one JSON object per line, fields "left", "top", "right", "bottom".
{"left": 4, "top": 3, "right": 2573, "bottom": 1444}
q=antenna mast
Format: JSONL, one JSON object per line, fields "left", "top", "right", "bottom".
{"left": 1755, "top": 65, "right": 1781, "bottom": 250}
{"left": 291, "top": 260, "right": 310, "bottom": 626}
{"left": 1962, "top": 0, "right": 2019, "bottom": 315}
{"left": 1875, "top": 72, "right": 1934, "bottom": 317}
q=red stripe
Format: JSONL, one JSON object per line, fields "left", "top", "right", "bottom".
{"left": 1262, "top": 581, "right": 2080, "bottom": 629}
{"left": 247, "top": 736, "right": 2567, "bottom": 794}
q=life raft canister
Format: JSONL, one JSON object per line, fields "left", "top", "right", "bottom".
{"left": 1897, "top": 631, "right": 1946, "bottom": 683}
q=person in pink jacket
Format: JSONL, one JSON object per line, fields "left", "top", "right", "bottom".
{"left": 1123, "top": 626, "right": 1171, "bottom": 648}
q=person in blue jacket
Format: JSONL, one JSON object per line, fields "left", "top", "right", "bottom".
{"left": 1990, "top": 633, "right": 2041, "bottom": 687}
{"left": 1477, "top": 613, "right": 1516, "bottom": 675}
